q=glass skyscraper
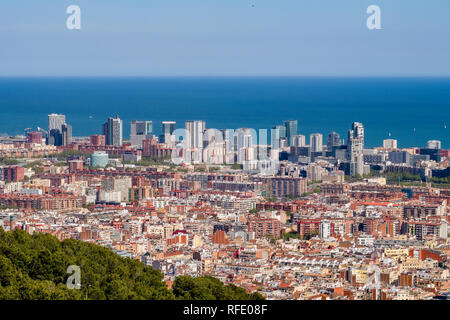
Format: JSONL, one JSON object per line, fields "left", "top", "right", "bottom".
{"left": 160, "top": 121, "right": 176, "bottom": 143}
{"left": 103, "top": 116, "right": 123, "bottom": 146}
{"left": 130, "top": 120, "right": 153, "bottom": 147}
{"left": 283, "top": 120, "right": 298, "bottom": 146}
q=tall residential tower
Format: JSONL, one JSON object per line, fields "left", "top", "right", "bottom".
{"left": 347, "top": 122, "right": 365, "bottom": 176}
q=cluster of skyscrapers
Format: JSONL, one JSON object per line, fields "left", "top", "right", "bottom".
{"left": 101, "top": 117, "right": 177, "bottom": 147}
{"left": 39, "top": 113, "right": 445, "bottom": 179}
{"left": 271, "top": 120, "right": 298, "bottom": 148}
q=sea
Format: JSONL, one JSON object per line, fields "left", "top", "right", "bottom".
{"left": 0, "top": 77, "right": 448, "bottom": 149}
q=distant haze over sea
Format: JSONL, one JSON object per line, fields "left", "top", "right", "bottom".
{"left": 0, "top": 77, "right": 448, "bottom": 149}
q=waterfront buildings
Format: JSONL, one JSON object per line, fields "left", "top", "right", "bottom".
{"left": 185, "top": 120, "right": 206, "bottom": 163}
{"left": 161, "top": 121, "right": 176, "bottom": 144}
{"left": 130, "top": 120, "right": 153, "bottom": 147}
{"left": 327, "top": 132, "right": 341, "bottom": 150}
{"left": 292, "top": 135, "right": 306, "bottom": 147}
{"left": 48, "top": 113, "right": 66, "bottom": 132}
{"left": 47, "top": 113, "right": 71, "bottom": 147}
{"left": 383, "top": 139, "right": 398, "bottom": 149}
{"left": 284, "top": 120, "right": 298, "bottom": 146}
{"left": 347, "top": 122, "right": 365, "bottom": 177}
{"left": 310, "top": 133, "right": 323, "bottom": 153}
{"left": 103, "top": 116, "right": 123, "bottom": 146}
{"left": 427, "top": 140, "right": 442, "bottom": 150}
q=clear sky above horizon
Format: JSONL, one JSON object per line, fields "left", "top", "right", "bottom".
{"left": 1, "top": 0, "right": 450, "bottom": 77}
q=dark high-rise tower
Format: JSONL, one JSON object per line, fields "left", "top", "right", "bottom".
{"left": 103, "top": 116, "right": 123, "bottom": 146}
{"left": 61, "top": 123, "right": 72, "bottom": 146}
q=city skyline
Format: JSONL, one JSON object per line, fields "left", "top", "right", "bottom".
{"left": 15, "top": 114, "right": 447, "bottom": 151}
{"left": 1, "top": 77, "right": 448, "bottom": 149}
{"left": 10, "top": 113, "right": 447, "bottom": 179}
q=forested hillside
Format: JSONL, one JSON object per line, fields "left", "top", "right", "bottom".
{"left": 0, "top": 228, "right": 263, "bottom": 300}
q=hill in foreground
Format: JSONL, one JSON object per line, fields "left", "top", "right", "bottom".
{"left": 0, "top": 228, "right": 264, "bottom": 300}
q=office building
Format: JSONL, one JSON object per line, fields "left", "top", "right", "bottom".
{"left": 283, "top": 120, "right": 298, "bottom": 146}
{"left": 271, "top": 125, "right": 286, "bottom": 150}
{"left": 427, "top": 140, "right": 441, "bottom": 150}
{"left": 419, "top": 148, "right": 442, "bottom": 162}
{"left": 272, "top": 125, "right": 286, "bottom": 139}
{"left": 48, "top": 113, "right": 66, "bottom": 132}
{"left": 47, "top": 114, "right": 71, "bottom": 147}
{"left": 48, "top": 129, "right": 62, "bottom": 146}
{"left": 61, "top": 123, "right": 72, "bottom": 146}
{"left": 388, "top": 151, "right": 410, "bottom": 164}
{"left": 160, "top": 121, "right": 176, "bottom": 144}
{"left": 103, "top": 116, "right": 123, "bottom": 146}
{"left": 130, "top": 120, "right": 153, "bottom": 147}
{"left": 327, "top": 132, "right": 341, "bottom": 150}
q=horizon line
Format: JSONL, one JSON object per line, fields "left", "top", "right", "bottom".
{"left": 1, "top": 75, "right": 450, "bottom": 79}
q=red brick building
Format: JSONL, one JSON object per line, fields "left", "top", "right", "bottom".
{"left": 0, "top": 194, "right": 82, "bottom": 210}
{"left": 212, "top": 230, "right": 230, "bottom": 245}
{"left": 142, "top": 139, "right": 173, "bottom": 158}
{"left": 68, "top": 160, "right": 84, "bottom": 172}
{"left": 26, "top": 131, "right": 43, "bottom": 144}
{"left": 270, "top": 177, "right": 307, "bottom": 197}
{"left": 297, "top": 219, "right": 321, "bottom": 238}
{"left": 2, "top": 166, "right": 25, "bottom": 182}
{"left": 90, "top": 135, "right": 106, "bottom": 146}
{"left": 248, "top": 217, "right": 281, "bottom": 239}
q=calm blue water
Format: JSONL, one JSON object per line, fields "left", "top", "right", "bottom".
{"left": 0, "top": 77, "right": 448, "bottom": 148}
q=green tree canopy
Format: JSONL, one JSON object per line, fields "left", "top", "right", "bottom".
{"left": 0, "top": 228, "right": 264, "bottom": 300}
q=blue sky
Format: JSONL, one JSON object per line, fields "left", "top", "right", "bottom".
{"left": 1, "top": 0, "right": 450, "bottom": 76}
